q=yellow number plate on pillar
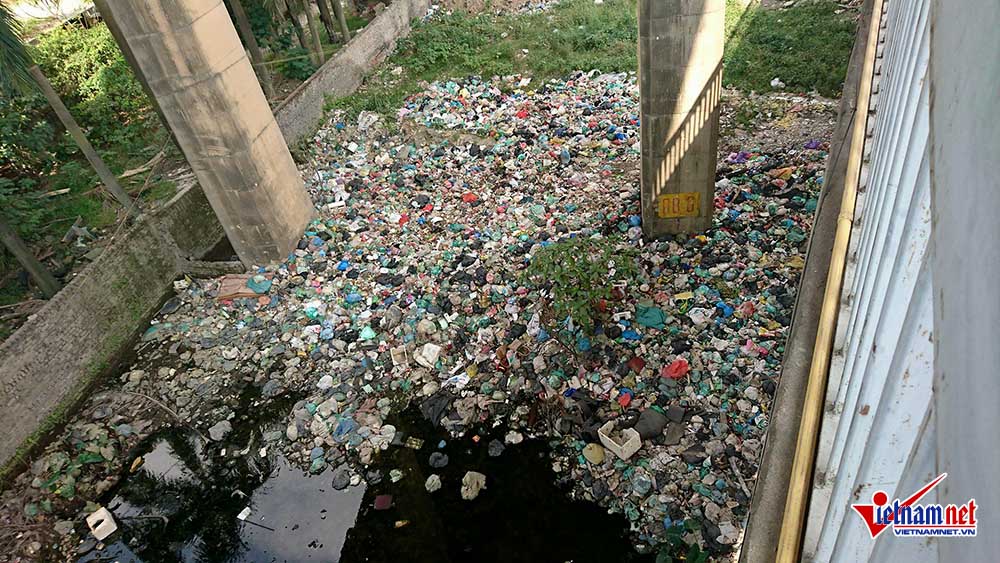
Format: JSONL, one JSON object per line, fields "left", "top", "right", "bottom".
{"left": 657, "top": 192, "right": 701, "bottom": 218}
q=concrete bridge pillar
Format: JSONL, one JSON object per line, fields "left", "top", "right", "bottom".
{"left": 639, "top": 0, "right": 725, "bottom": 236}
{"left": 96, "top": 0, "right": 315, "bottom": 265}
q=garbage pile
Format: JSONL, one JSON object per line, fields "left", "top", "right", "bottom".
{"left": 154, "top": 71, "right": 822, "bottom": 551}
{"left": 7, "top": 71, "right": 829, "bottom": 557}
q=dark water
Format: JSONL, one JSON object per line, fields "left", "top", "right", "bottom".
{"left": 80, "top": 407, "right": 652, "bottom": 563}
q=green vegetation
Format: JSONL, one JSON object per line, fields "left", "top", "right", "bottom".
{"left": 725, "top": 0, "right": 857, "bottom": 96}
{"left": 240, "top": 0, "right": 369, "bottom": 84}
{"left": 656, "top": 518, "right": 711, "bottom": 563}
{"left": 32, "top": 24, "right": 157, "bottom": 148}
{"left": 0, "top": 4, "right": 372, "bottom": 312}
{"left": 0, "top": 0, "right": 855, "bottom": 315}
{"left": 523, "top": 237, "right": 639, "bottom": 336}
{"left": 330, "top": 0, "right": 639, "bottom": 119}
{"left": 332, "top": 0, "right": 857, "bottom": 121}
{"left": 267, "top": 12, "right": 369, "bottom": 81}
{"left": 0, "top": 23, "right": 170, "bottom": 291}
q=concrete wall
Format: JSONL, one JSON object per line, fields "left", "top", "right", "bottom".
{"left": 0, "top": 186, "right": 224, "bottom": 473}
{"left": 930, "top": 0, "right": 1000, "bottom": 560}
{"left": 275, "top": 0, "right": 431, "bottom": 146}
{"left": 0, "top": 0, "right": 429, "bottom": 474}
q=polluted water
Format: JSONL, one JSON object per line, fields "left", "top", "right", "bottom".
{"left": 77, "top": 407, "right": 650, "bottom": 563}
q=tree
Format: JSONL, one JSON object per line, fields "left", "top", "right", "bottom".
{"left": 278, "top": 0, "right": 310, "bottom": 54}
{"left": 298, "top": 0, "right": 324, "bottom": 65}
{"left": 1, "top": 1, "right": 145, "bottom": 298}
{"left": 231, "top": 0, "right": 275, "bottom": 98}
{"left": 0, "top": 214, "right": 59, "bottom": 298}
{"left": 0, "top": 1, "right": 59, "bottom": 297}
{"left": 27, "top": 65, "right": 138, "bottom": 218}
{"left": 314, "top": 1, "right": 350, "bottom": 44}
{"left": 315, "top": 0, "right": 336, "bottom": 43}
{"left": 0, "top": 0, "right": 31, "bottom": 94}
{"left": 25, "top": 0, "right": 67, "bottom": 19}
{"left": 331, "top": 0, "right": 350, "bottom": 43}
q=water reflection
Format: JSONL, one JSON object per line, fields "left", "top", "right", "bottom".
{"left": 81, "top": 408, "right": 651, "bottom": 563}
{"left": 81, "top": 429, "right": 365, "bottom": 562}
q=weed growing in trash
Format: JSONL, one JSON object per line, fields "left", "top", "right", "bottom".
{"left": 523, "top": 236, "right": 639, "bottom": 336}
{"left": 657, "top": 519, "right": 711, "bottom": 563}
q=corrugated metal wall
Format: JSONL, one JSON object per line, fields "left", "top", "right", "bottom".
{"left": 802, "top": 0, "right": 935, "bottom": 560}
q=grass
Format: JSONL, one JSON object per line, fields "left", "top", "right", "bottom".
{"left": 331, "top": 0, "right": 857, "bottom": 121}
{"left": 346, "top": 14, "right": 369, "bottom": 31}
{"left": 329, "top": 0, "right": 639, "bottom": 119}
{"left": 142, "top": 179, "right": 179, "bottom": 203}
{"left": 724, "top": 0, "right": 857, "bottom": 96}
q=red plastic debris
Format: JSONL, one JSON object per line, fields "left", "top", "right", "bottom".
{"left": 374, "top": 495, "right": 393, "bottom": 510}
{"left": 661, "top": 358, "right": 690, "bottom": 379}
{"left": 627, "top": 356, "right": 646, "bottom": 373}
{"left": 462, "top": 192, "right": 479, "bottom": 203}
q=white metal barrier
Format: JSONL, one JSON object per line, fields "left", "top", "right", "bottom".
{"left": 802, "top": 0, "right": 936, "bottom": 560}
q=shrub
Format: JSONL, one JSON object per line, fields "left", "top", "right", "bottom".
{"left": 0, "top": 93, "right": 63, "bottom": 178}
{"left": 1, "top": 22, "right": 158, "bottom": 248}
{"left": 31, "top": 23, "right": 155, "bottom": 147}
{"left": 522, "top": 237, "right": 639, "bottom": 335}
{"left": 280, "top": 47, "right": 317, "bottom": 81}
{"left": 0, "top": 177, "right": 47, "bottom": 239}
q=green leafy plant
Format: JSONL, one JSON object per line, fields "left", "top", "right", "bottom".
{"left": 522, "top": 237, "right": 638, "bottom": 336}
{"left": 0, "top": 92, "right": 64, "bottom": 177}
{"left": 0, "top": 23, "right": 161, "bottom": 238}
{"left": 31, "top": 23, "right": 155, "bottom": 147}
{"left": 280, "top": 47, "right": 318, "bottom": 80}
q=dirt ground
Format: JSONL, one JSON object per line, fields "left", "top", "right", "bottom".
{"left": 720, "top": 89, "right": 839, "bottom": 155}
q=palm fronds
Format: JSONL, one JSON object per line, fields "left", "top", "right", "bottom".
{"left": 0, "top": 0, "right": 33, "bottom": 96}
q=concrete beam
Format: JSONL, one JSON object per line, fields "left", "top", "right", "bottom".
{"left": 96, "top": 0, "right": 315, "bottom": 266}
{"left": 639, "top": 0, "right": 724, "bottom": 236}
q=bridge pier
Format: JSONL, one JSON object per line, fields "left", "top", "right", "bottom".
{"left": 96, "top": 0, "right": 315, "bottom": 265}
{"left": 639, "top": 0, "right": 724, "bottom": 236}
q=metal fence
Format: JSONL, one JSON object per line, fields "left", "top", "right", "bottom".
{"left": 801, "top": 0, "right": 935, "bottom": 560}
